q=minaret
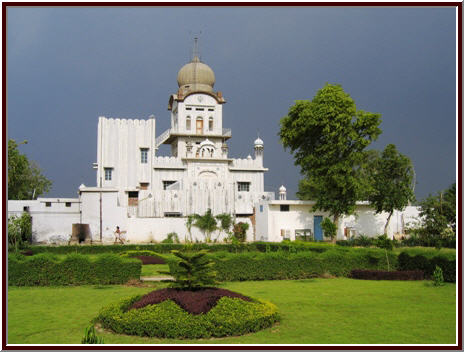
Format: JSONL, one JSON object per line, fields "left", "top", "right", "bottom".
{"left": 254, "top": 136, "right": 264, "bottom": 166}
{"left": 279, "top": 185, "right": 287, "bottom": 200}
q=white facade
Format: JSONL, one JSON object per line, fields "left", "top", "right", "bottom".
{"left": 255, "top": 199, "right": 421, "bottom": 242}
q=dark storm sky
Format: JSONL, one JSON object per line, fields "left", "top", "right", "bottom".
{"left": 7, "top": 6, "right": 457, "bottom": 201}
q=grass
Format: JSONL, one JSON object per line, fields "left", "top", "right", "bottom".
{"left": 8, "top": 278, "right": 456, "bottom": 345}
{"left": 141, "top": 264, "right": 170, "bottom": 277}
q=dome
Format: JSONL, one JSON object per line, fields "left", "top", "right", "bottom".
{"left": 199, "top": 138, "right": 215, "bottom": 148}
{"left": 279, "top": 185, "right": 287, "bottom": 192}
{"left": 177, "top": 56, "right": 215, "bottom": 93}
{"left": 254, "top": 137, "right": 264, "bottom": 147}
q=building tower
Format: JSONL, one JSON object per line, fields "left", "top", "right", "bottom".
{"left": 254, "top": 137, "right": 264, "bottom": 166}
{"left": 279, "top": 185, "right": 287, "bottom": 200}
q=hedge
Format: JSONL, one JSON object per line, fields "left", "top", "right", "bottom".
{"left": 95, "top": 294, "right": 279, "bottom": 339}
{"left": 397, "top": 251, "right": 456, "bottom": 282}
{"left": 8, "top": 253, "right": 141, "bottom": 286}
{"left": 21, "top": 241, "right": 337, "bottom": 255}
{"left": 166, "top": 248, "right": 398, "bottom": 281}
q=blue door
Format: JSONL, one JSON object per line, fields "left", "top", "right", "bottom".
{"left": 314, "top": 216, "right": 323, "bottom": 241}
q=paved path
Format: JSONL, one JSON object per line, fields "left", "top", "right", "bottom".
{"left": 140, "top": 276, "right": 175, "bottom": 282}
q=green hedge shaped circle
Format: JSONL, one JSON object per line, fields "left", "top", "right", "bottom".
{"left": 95, "top": 294, "right": 279, "bottom": 339}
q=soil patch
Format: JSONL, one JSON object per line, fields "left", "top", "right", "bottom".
{"left": 129, "top": 288, "right": 252, "bottom": 315}
{"left": 134, "top": 255, "right": 165, "bottom": 265}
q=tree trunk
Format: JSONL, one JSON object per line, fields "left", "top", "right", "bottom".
{"left": 333, "top": 213, "right": 339, "bottom": 243}
{"left": 384, "top": 212, "right": 393, "bottom": 236}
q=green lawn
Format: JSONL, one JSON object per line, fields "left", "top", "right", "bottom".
{"left": 8, "top": 278, "right": 456, "bottom": 345}
{"left": 141, "top": 264, "right": 170, "bottom": 277}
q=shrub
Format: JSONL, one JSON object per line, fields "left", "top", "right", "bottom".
{"left": 321, "top": 218, "right": 337, "bottom": 241}
{"left": 432, "top": 266, "right": 445, "bottom": 286}
{"left": 161, "top": 232, "right": 180, "bottom": 244}
{"left": 8, "top": 213, "right": 32, "bottom": 251}
{"left": 8, "top": 253, "right": 141, "bottom": 286}
{"left": 397, "top": 251, "right": 455, "bottom": 282}
{"left": 350, "top": 269, "right": 424, "bottom": 281}
{"left": 232, "top": 222, "right": 249, "bottom": 242}
{"left": 81, "top": 325, "right": 104, "bottom": 344}
{"left": 95, "top": 294, "right": 279, "bottom": 339}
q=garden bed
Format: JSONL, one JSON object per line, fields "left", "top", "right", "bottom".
{"left": 350, "top": 269, "right": 424, "bottom": 281}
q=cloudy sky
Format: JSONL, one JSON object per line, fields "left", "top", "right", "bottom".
{"left": 7, "top": 6, "right": 456, "bottom": 201}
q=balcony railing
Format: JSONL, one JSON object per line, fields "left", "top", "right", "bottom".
{"left": 155, "top": 129, "right": 171, "bottom": 148}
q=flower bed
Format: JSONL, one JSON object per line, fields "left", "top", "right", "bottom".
{"left": 95, "top": 289, "right": 279, "bottom": 339}
{"left": 119, "top": 250, "right": 166, "bottom": 265}
{"left": 350, "top": 269, "right": 424, "bottom": 281}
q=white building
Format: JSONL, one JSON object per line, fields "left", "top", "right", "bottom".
{"left": 8, "top": 49, "right": 421, "bottom": 244}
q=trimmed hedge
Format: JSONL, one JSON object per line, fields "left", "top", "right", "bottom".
{"left": 397, "top": 251, "right": 455, "bottom": 282}
{"left": 95, "top": 294, "right": 279, "bottom": 339}
{"left": 350, "top": 269, "right": 424, "bottom": 281}
{"left": 166, "top": 248, "right": 398, "bottom": 281}
{"left": 8, "top": 253, "right": 141, "bottom": 286}
{"left": 22, "top": 241, "right": 336, "bottom": 255}
{"left": 119, "top": 250, "right": 166, "bottom": 264}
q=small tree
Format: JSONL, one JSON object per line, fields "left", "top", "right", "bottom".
{"left": 192, "top": 209, "right": 218, "bottom": 243}
{"left": 367, "top": 144, "right": 415, "bottom": 235}
{"left": 185, "top": 214, "right": 196, "bottom": 243}
{"left": 432, "top": 266, "right": 445, "bottom": 286}
{"left": 163, "top": 249, "right": 218, "bottom": 290}
{"left": 215, "top": 213, "right": 233, "bottom": 242}
{"left": 232, "top": 222, "right": 249, "bottom": 242}
{"left": 320, "top": 218, "right": 337, "bottom": 242}
{"left": 419, "top": 183, "right": 456, "bottom": 239}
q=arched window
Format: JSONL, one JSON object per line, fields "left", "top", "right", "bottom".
{"left": 208, "top": 116, "right": 214, "bottom": 131}
{"left": 186, "top": 116, "right": 191, "bottom": 130}
{"left": 196, "top": 117, "right": 203, "bottom": 134}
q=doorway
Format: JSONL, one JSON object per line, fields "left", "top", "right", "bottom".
{"left": 196, "top": 117, "right": 203, "bottom": 134}
{"left": 314, "top": 216, "right": 323, "bottom": 241}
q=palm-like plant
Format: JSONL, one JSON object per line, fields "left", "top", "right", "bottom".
{"left": 163, "top": 249, "right": 218, "bottom": 290}
{"left": 215, "top": 213, "right": 233, "bottom": 242}
{"left": 193, "top": 209, "right": 217, "bottom": 243}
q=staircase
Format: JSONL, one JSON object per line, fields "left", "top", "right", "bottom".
{"left": 155, "top": 129, "right": 171, "bottom": 148}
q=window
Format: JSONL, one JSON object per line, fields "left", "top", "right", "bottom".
{"left": 196, "top": 117, "right": 203, "bottom": 134}
{"left": 280, "top": 204, "right": 290, "bottom": 212}
{"left": 259, "top": 205, "right": 264, "bottom": 213}
{"left": 208, "top": 108, "right": 214, "bottom": 111}
{"left": 164, "top": 212, "right": 182, "bottom": 217}
{"left": 163, "top": 180, "right": 177, "bottom": 190}
{"left": 104, "top": 168, "right": 112, "bottom": 181}
{"left": 65, "top": 202, "right": 72, "bottom": 207}
{"left": 186, "top": 116, "right": 191, "bottom": 130}
{"left": 45, "top": 202, "right": 51, "bottom": 207}
{"left": 23, "top": 206, "right": 29, "bottom": 212}
{"left": 195, "top": 108, "right": 204, "bottom": 111}
{"left": 208, "top": 117, "right": 214, "bottom": 131}
{"left": 237, "top": 182, "right": 250, "bottom": 192}
{"left": 186, "top": 107, "right": 192, "bottom": 111}
{"left": 140, "top": 148, "right": 148, "bottom": 164}
{"left": 139, "top": 182, "right": 149, "bottom": 190}
{"left": 128, "top": 191, "right": 139, "bottom": 206}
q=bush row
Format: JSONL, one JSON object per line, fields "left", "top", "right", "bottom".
{"left": 8, "top": 253, "right": 141, "bottom": 286}
{"left": 95, "top": 294, "right": 279, "bottom": 339}
{"left": 397, "top": 252, "right": 456, "bottom": 282}
{"left": 167, "top": 248, "right": 398, "bottom": 281}
{"left": 350, "top": 269, "right": 424, "bottom": 281}
{"left": 23, "top": 241, "right": 336, "bottom": 255}
{"left": 336, "top": 236, "right": 456, "bottom": 249}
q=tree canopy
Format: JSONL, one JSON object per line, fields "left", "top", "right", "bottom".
{"left": 419, "top": 183, "right": 456, "bottom": 238}
{"left": 367, "top": 144, "right": 416, "bottom": 234}
{"left": 8, "top": 139, "right": 52, "bottom": 200}
{"left": 279, "top": 83, "right": 382, "bottom": 225}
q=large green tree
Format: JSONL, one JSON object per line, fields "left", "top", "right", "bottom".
{"left": 279, "top": 83, "right": 382, "bottom": 227}
{"left": 8, "top": 139, "right": 52, "bottom": 200}
{"left": 367, "top": 144, "right": 416, "bottom": 234}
